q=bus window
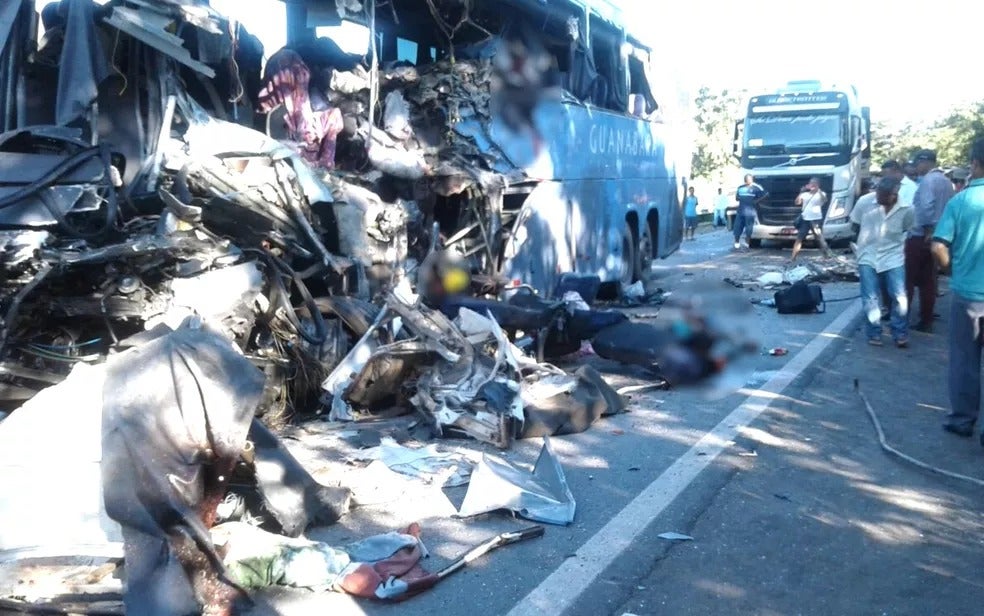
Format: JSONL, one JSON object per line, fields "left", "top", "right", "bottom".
{"left": 627, "top": 49, "right": 658, "bottom": 119}
{"left": 314, "top": 20, "right": 370, "bottom": 55}
{"left": 395, "top": 38, "right": 417, "bottom": 64}
{"left": 588, "top": 16, "right": 627, "bottom": 113}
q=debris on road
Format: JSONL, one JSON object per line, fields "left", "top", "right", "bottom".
{"left": 657, "top": 532, "right": 694, "bottom": 541}
{"left": 458, "top": 437, "right": 576, "bottom": 525}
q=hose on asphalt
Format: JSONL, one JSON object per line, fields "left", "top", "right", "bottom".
{"left": 854, "top": 378, "right": 984, "bottom": 488}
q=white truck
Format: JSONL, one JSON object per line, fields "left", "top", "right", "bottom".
{"left": 733, "top": 80, "right": 871, "bottom": 247}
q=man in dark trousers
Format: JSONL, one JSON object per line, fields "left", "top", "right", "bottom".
{"left": 931, "top": 138, "right": 984, "bottom": 440}
{"left": 906, "top": 149, "right": 954, "bottom": 332}
{"left": 733, "top": 174, "right": 767, "bottom": 250}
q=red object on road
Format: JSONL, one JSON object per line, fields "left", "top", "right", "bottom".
{"left": 768, "top": 347, "right": 788, "bottom": 356}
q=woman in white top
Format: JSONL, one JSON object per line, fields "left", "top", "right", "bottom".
{"left": 791, "top": 177, "right": 832, "bottom": 261}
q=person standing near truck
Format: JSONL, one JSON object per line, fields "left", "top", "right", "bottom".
{"left": 713, "top": 188, "right": 730, "bottom": 228}
{"left": 930, "top": 138, "right": 984, "bottom": 439}
{"left": 733, "top": 174, "right": 766, "bottom": 250}
{"left": 790, "top": 177, "right": 831, "bottom": 261}
{"left": 856, "top": 176, "right": 913, "bottom": 347}
{"left": 684, "top": 187, "right": 699, "bottom": 240}
{"left": 907, "top": 148, "right": 954, "bottom": 333}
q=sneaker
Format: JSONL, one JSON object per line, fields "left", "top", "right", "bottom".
{"left": 868, "top": 338, "right": 883, "bottom": 346}
{"left": 913, "top": 322, "right": 933, "bottom": 333}
{"left": 895, "top": 337, "right": 909, "bottom": 348}
{"left": 733, "top": 241, "right": 740, "bottom": 250}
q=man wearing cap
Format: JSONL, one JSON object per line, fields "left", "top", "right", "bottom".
{"left": 949, "top": 167, "right": 969, "bottom": 192}
{"left": 906, "top": 148, "right": 954, "bottom": 332}
{"left": 931, "top": 138, "right": 984, "bottom": 441}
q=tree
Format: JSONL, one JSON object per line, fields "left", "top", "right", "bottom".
{"left": 690, "top": 86, "right": 746, "bottom": 184}
{"left": 871, "top": 101, "right": 984, "bottom": 167}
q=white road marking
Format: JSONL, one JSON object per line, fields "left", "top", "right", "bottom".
{"left": 507, "top": 302, "right": 862, "bottom": 616}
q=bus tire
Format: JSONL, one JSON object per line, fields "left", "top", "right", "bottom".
{"left": 635, "top": 225, "right": 654, "bottom": 284}
{"left": 621, "top": 224, "right": 636, "bottom": 289}
{"left": 748, "top": 238, "right": 762, "bottom": 249}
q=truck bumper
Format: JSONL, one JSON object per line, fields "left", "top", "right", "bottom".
{"left": 749, "top": 221, "right": 855, "bottom": 243}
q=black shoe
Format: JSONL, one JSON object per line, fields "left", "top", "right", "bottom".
{"left": 913, "top": 322, "right": 933, "bottom": 333}
{"left": 943, "top": 423, "right": 974, "bottom": 438}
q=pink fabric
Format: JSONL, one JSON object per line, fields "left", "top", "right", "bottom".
{"left": 258, "top": 49, "right": 343, "bottom": 169}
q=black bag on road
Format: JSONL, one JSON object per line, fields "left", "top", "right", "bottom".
{"left": 774, "top": 280, "right": 825, "bottom": 314}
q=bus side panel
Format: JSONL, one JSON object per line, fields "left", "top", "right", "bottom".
{"left": 502, "top": 176, "right": 678, "bottom": 295}
{"left": 486, "top": 101, "right": 676, "bottom": 183}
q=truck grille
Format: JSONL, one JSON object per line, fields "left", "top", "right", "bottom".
{"left": 755, "top": 174, "right": 834, "bottom": 226}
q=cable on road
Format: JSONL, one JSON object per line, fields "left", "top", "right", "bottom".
{"left": 854, "top": 379, "right": 984, "bottom": 488}
{"left": 823, "top": 294, "right": 861, "bottom": 303}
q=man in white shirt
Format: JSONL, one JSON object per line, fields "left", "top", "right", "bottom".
{"left": 881, "top": 160, "right": 916, "bottom": 206}
{"left": 713, "top": 188, "right": 730, "bottom": 228}
{"left": 857, "top": 176, "right": 915, "bottom": 347}
{"left": 790, "top": 177, "right": 831, "bottom": 261}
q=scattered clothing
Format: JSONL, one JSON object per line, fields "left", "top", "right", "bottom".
{"left": 258, "top": 49, "right": 345, "bottom": 169}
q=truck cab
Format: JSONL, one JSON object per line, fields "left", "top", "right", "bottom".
{"left": 733, "top": 81, "right": 871, "bottom": 246}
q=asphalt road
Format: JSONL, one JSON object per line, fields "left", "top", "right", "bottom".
{"left": 255, "top": 228, "right": 984, "bottom": 616}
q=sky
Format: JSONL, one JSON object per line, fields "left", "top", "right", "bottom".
{"left": 620, "top": 0, "right": 984, "bottom": 125}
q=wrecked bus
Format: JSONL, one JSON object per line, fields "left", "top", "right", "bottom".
{"left": 279, "top": 0, "right": 685, "bottom": 295}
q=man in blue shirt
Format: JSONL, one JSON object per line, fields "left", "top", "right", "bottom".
{"left": 733, "top": 174, "right": 767, "bottom": 250}
{"left": 931, "top": 138, "right": 984, "bottom": 441}
{"left": 684, "top": 187, "right": 699, "bottom": 241}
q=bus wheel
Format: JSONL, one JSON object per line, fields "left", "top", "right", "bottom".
{"left": 636, "top": 225, "right": 654, "bottom": 283}
{"left": 620, "top": 224, "right": 636, "bottom": 288}
{"left": 748, "top": 238, "right": 762, "bottom": 249}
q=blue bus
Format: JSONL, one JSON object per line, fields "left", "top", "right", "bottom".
{"left": 280, "top": 0, "right": 684, "bottom": 296}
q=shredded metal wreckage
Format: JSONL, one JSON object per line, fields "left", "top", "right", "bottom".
{"left": 0, "top": 0, "right": 759, "bottom": 613}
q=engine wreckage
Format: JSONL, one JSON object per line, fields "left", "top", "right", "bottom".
{"left": 0, "top": 0, "right": 759, "bottom": 613}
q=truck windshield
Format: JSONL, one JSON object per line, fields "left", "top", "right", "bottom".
{"left": 745, "top": 113, "right": 845, "bottom": 150}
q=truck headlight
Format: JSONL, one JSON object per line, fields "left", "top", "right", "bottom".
{"left": 826, "top": 197, "right": 848, "bottom": 223}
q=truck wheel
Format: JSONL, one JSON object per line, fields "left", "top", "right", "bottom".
{"left": 620, "top": 224, "right": 637, "bottom": 289}
{"left": 636, "top": 225, "right": 654, "bottom": 284}
{"left": 748, "top": 238, "right": 762, "bottom": 249}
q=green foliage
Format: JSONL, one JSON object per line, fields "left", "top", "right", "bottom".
{"left": 871, "top": 101, "right": 984, "bottom": 168}
{"left": 690, "top": 86, "right": 746, "bottom": 183}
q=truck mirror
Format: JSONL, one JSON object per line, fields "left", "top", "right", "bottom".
{"left": 732, "top": 120, "right": 744, "bottom": 159}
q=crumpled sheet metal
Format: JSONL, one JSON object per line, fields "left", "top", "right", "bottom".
{"left": 458, "top": 437, "right": 575, "bottom": 525}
